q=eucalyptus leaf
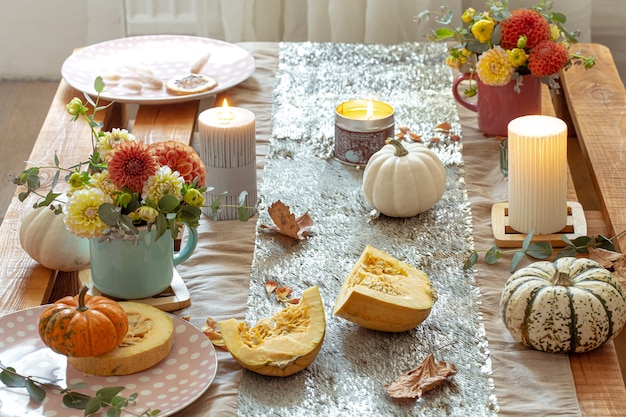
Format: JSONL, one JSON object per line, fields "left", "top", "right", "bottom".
{"left": 25, "top": 378, "right": 46, "bottom": 403}
{"left": 485, "top": 246, "right": 501, "bottom": 264}
{"left": 238, "top": 206, "right": 251, "bottom": 222}
{"left": 525, "top": 242, "right": 552, "bottom": 260}
{"left": 510, "top": 251, "right": 526, "bottom": 272}
{"left": 62, "top": 392, "right": 91, "bottom": 409}
{"left": 85, "top": 396, "right": 104, "bottom": 415}
{"left": 106, "top": 407, "right": 122, "bottom": 417}
{"left": 98, "top": 203, "right": 122, "bottom": 226}
{"left": 158, "top": 194, "right": 180, "bottom": 212}
{"left": 521, "top": 230, "right": 535, "bottom": 251}
{"left": 0, "top": 368, "right": 26, "bottom": 387}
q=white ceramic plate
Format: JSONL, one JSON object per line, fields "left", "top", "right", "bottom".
{"left": 61, "top": 35, "right": 256, "bottom": 104}
{"left": 0, "top": 305, "right": 217, "bottom": 417}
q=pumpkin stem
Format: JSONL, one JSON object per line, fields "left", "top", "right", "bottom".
{"left": 552, "top": 270, "right": 573, "bottom": 287}
{"left": 386, "top": 139, "right": 409, "bottom": 157}
{"left": 76, "top": 285, "right": 90, "bottom": 312}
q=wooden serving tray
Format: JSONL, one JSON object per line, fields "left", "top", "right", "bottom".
{"left": 78, "top": 269, "right": 191, "bottom": 312}
{"left": 491, "top": 201, "right": 587, "bottom": 248}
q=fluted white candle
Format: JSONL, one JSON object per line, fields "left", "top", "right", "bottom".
{"left": 197, "top": 100, "right": 257, "bottom": 220}
{"left": 508, "top": 115, "right": 568, "bottom": 234}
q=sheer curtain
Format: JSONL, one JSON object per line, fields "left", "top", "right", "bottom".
{"left": 197, "top": 0, "right": 591, "bottom": 44}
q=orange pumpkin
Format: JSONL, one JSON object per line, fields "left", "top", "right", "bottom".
{"left": 38, "top": 286, "right": 129, "bottom": 357}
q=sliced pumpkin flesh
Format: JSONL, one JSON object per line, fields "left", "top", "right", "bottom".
{"left": 220, "top": 286, "right": 325, "bottom": 377}
{"left": 67, "top": 302, "right": 174, "bottom": 376}
{"left": 333, "top": 245, "right": 437, "bottom": 332}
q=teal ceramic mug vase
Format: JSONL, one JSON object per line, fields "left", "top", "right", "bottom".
{"left": 452, "top": 73, "right": 542, "bottom": 137}
{"left": 89, "top": 226, "right": 197, "bottom": 299}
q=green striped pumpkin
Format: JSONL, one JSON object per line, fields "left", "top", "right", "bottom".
{"left": 500, "top": 257, "right": 626, "bottom": 353}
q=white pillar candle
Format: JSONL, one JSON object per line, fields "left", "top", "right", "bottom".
{"left": 197, "top": 101, "right": 257, "bottom": 221}
{"left": 508, "top": 115, "right": 568, "bottom": 234}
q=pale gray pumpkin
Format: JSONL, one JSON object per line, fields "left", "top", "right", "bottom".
{"left": 500, "top": 257, "right": 626, "bottom": 353}
{"left": 19, "top": 205, "right": 90, "bottom": 272}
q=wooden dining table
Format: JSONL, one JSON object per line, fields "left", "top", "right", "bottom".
{"left": 0, "top": 42, "right": 625, "bottom": 416}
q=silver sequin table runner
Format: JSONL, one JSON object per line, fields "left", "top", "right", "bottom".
{"left": 238, "top": 42, "right": 498, "bottom": 416}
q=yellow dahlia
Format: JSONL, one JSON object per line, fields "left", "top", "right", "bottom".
{"left": 141, "top": 165, "right": 184, "bottom": 203}
{"left": 507, "top": 48, "right": 528, "bottom": 67}
{"left": 476, "top": 46, "right": 515, "bottom": 86}
{"left": 90, "top": 171, "right": 117, "bottom": 198}
{"left": 64, "top": 188, "right": 114, "bottom": 239}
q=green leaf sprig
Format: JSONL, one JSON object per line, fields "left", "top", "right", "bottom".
{"left": 0, "top": 361, "right": 160, "bottom": 416}
{"left": 464, "top": 229, "right": 620, "bottom": 272}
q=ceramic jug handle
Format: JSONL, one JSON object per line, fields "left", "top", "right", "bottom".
{"left": 173, "top": 225, "right": 198, "bottom": 265}
{"left": 452, "top": 73, "right": 478, "bottom": 112}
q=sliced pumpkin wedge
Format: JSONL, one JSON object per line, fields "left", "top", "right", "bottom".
{"left": 333, "top": 245, "right": 437, "bottom": 332}
{"left": 219, "top": 286, "right": 325, "bottom": 377}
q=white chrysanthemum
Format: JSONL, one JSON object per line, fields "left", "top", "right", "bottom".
{"left": 64, "top": 187, "right": 114, "bottom": 239}
{"left": 141, "top": 165, "right": 184, "bottom": 202}
{"left": 97, "top": 128, "right": 135, "bottom": 160}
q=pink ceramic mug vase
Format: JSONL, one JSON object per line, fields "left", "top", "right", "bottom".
{"left": 452, "top": 73, "right": 542, "bottom": 137}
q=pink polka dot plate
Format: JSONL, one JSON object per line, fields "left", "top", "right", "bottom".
{"left": 0, "top": 305, "right": 217, "bottom": 417}
{"left": 61, "top": 35, "right": 256, "bottom": 104}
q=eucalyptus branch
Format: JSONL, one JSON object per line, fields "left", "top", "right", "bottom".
{"left": 464, "top": 229, "right": 620, "bottom": 272}
{"left": 206, "top": 190, "right": 257, "bottom": 221}
{"left": 0, "top": 361, "right": 159, "bottom": 416}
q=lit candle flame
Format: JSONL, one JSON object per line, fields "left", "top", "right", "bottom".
{"left": 365, "top": 100, "right": 374, "bottom": 120}
{"left": 217, "top": 98, "right": 235, "bottom": 124}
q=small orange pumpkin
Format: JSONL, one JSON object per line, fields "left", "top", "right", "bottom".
{"left": 38, "top": 286, "right": 129, "bottom": 357}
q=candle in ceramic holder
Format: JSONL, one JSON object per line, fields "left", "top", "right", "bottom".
{"left": 508, "top": 115, "right": 568, "bottom": 234}
{"left": 334, "top": 99, "right": 394, "bottom": 166}
{"left": 197, "top": 100, "right": 257, "bottom": 221}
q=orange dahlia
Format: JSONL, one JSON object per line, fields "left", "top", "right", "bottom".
{"left": 500, "top": 9, "right": 551, "bottom": 50}
{"left": 150, "top": 140, "right": 206, "bottom": 188}
{"left": 528, "top": 41, "right": 569, "bottom": 77}
{"left": 106, "top": 141, "right": 159, "bottom": 193}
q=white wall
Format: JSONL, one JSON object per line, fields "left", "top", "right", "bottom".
{"left": 0, "top": 0, "right": 125, "bottom": 81}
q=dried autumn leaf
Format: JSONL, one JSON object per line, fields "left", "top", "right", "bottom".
{"left": 588, "top": 247, "right": 626, "bottom": 284}
{"left": 275, "top": 286, "right": 293, "bottom": 301}
{"left": 262, "top": 200, "right": 313, "bottom": 240}
{"left": 202, "top": 317, "right": 227, "bottom": 350}
{"left": 589, "top": 247, "right": 623, "bottom": 269}
{"left": 265, "top": 280, "right": 278, "bottom": 295}
{"left": 385, "top": 353, "right": 457, "bottom": 399}
{"left": 434, "top": 122, "right": 452, "bottom": 132}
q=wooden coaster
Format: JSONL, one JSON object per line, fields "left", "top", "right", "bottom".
{"left": 491, "top": 201, "right": 587, "bottom": 248}
{"left": 78, "top": 269, "right": 191, "bottom": 312}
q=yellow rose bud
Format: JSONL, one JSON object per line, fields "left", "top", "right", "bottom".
{"left": 461, "top": 7, "right": 476, "bottom": 23}
{"left": 136, "top": 206, "right": 159, "bottom": 223}
{"left": 117, "top": 192, "right": 133, "bottom": 207}
{"left": 471, "top": 19, "right": 494, "bottom": 43}
{"left": 66, "top": 97, "right": 87, "bottom": 118}
{"left": 183, "top": 188, "right": 205, "bottom": 208}
{"left": 68, "top": 172, "right": 84, "bottom": 189}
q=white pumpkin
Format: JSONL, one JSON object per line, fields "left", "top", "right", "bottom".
{"left": 19, "top": 205, "right": 90, "bottom": 272}
{"left": 500, "top": 257, "right": 626, "bottom": 353}
{"left": 362, "top": 139, "right": 446, "bottom": 218}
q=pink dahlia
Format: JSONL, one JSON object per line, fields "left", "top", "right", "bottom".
{"left": 500, "top": 9, "right": 551, "bottom": 50}
{"left": 106, "top": 141, "right": 159, "bottom": 193}
{"left": 149, "top": 140, "right": 206, "bottom": 188}
{"left": 528, "top": 41, "right": 569, "bottom": 77}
